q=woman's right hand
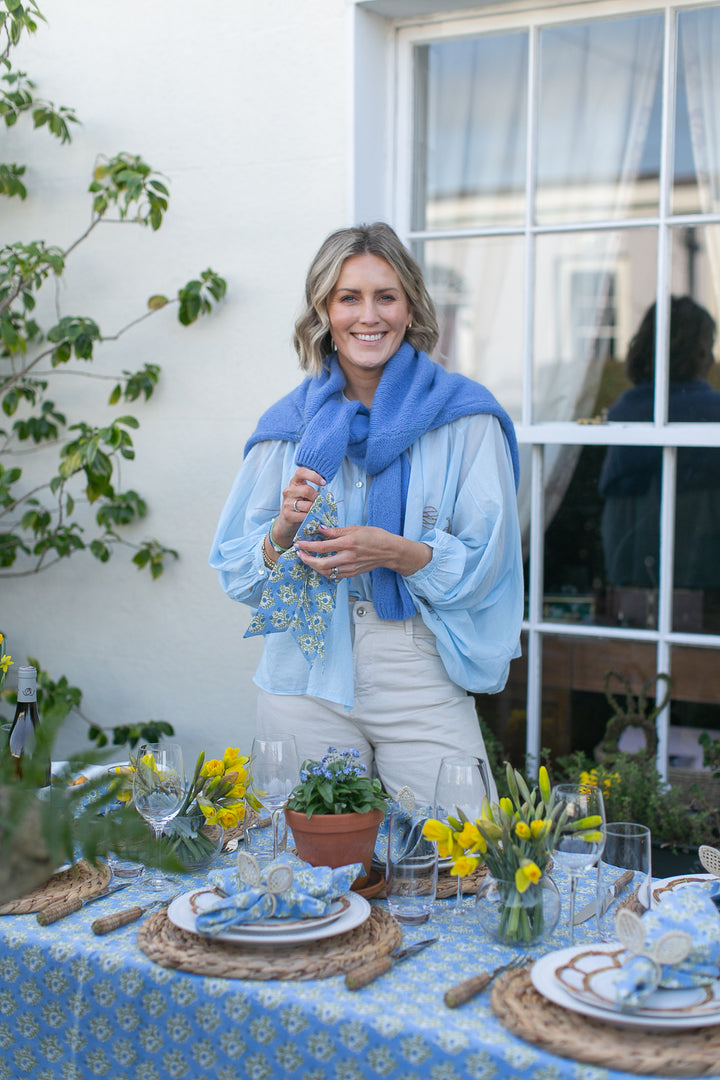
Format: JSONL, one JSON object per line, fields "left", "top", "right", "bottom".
{"left": 271, "top": 467, "right": 326, "bottom": 549}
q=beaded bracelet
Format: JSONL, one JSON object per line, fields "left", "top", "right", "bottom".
{"left": 267, "top": 517, "right": 293, "bottom": 553}
{"left": 261, "top": 540, "right": 276, "bottom": 570}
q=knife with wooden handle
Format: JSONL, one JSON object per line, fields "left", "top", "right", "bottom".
{"left": 91, "top": 891, "right": 180, "bottom": 935}
{"left": 573, "top": 868, "right": 635, "bottom": 925}
{"left": 345, "top": 937, "right": 437, "bottom": 989}
{"left": 36, "top": 880, "right": 133, "bottom": 926}
{"left": 444, "top": 953, "right": 528, "bottom": 1007}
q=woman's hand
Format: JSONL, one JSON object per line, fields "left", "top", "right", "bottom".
{"left": 294, "top": 525, "right": 432, "bottom": 581}
{"left": 271, "top": 468, "right": 326, "bottom": 549}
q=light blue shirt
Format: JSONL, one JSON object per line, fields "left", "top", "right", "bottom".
{"left": 209, "top": 412, "right": 523, "bottom": 708}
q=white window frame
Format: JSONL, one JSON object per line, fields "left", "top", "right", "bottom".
{"left": 350, "top": 0, "right": 720, "bottom": 777}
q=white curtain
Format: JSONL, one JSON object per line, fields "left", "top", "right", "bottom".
{"left": 680, "top": 6, "right": 720, "bottom": 313}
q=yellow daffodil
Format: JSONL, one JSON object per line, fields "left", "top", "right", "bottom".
{"left": 422, "top": 818, "right": 457, "bottom": 859}
{"left": 579, "top": 830, "right": 604, "bottom": 843}
{"left": 514, "top": 860, "right": 542, "bottom": 893}
{"left": 0, "top": 653, "right": 13, "bottom": 675}
{"left": 200, "top": 758, "right": 224, "bottom": 778}
{"left": 139, "top": 753, "right": 156, "bottom": 770}
{"left": 499, "top": 797, "right": 514, "bottom": 818}
{"left": 514, "top": 821, "right": 531, "bottom": 840}
{"left": 538, "top": 765, "right": 551, "bottom": 804}
{"left": 451, "top": 854, "right": 480, "bottom": 878}
{"left": 456, "top": 821, "right": 487, "bottom": 855}
{"left": 216, "top": 805, "right": 243, "bottom": 828}
{"left": 530, "top": 818, "right": 548, "bottom": 839}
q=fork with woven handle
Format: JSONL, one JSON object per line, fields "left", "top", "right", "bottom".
{"left": 444, "top": 953, "right": 530, "bottom": 1008}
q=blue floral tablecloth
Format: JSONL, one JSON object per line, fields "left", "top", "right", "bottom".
{"left": 1, "top": 841, "right": 718, "bottom": 1080}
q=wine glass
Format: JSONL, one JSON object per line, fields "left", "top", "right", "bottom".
{"left": 434, "top": 755, "right": 489, "bottom": 916}
{"left": 249, "top": 735, "right": 300, "bottom": 861}
{"left": 551, "top": 782, "right": 606, "bottom": 944}
{"left": 132, "top": 742, "right": 185, "bottom": 891}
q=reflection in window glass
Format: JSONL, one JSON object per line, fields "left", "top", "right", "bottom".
{"left": 536, "top": 14, "right": 663, "bottom": 224}
{"left": 669, "top": 647, "right": 720, "bottom": 751}
{"left": 670, "top": 226, "right": 720, "bottom": 394}
{"left": 533, "top": 229, "right": 657, "bottom": 422}
{"left": 540, "top": 636, "right": 657, "bottom": 759}
{"left": 674, "top": 6, "right": 720, "bottom": 217}
{"left": 419, "top": 236, "right": 524, "bottom": 419}
{"left": 412, "top": 33, "right": 527, "bottom": 231}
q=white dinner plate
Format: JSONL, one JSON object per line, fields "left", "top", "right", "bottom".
{"left": 168, "top": 888, "right": 371, "bottom": 945}
{"left": 532, "top": 944, "right": 720, "bottom": 1030}
{"left": 652, "top": 873, "right": 716, "bottom": 904}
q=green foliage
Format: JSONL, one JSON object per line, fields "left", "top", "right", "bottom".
{"left": 554, "top": 749, "right": 720, "bottom": 849}
{"left": 0, "top": 4, "right": 226, "bottom": 584}
{"left": 0, "top": 0, "right": 223, "bottom": 752}
{"left": 0, "top": 705, "right": 178, "bottom": 901}
{"left": 0, "top": 656, "right": 176, "bottom": 749}
{"left": 286, "top": 747, "right": 391, "bottom": 817}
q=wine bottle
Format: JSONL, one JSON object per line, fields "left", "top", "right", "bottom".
{"left": 8, "top": 666, "right": 50, "bottom": 783}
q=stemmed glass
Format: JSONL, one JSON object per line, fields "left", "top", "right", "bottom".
{"left": 551, "top": 782, "right": 606, "bottom": 944}
{"left": 132, "top": 742, "right": 185, "bottom": 891}
{"left": 249, "top": 735, "right": 300, "bottom": 860}
{"left": 434, "top": 755, "right": 490, "bottom": 916}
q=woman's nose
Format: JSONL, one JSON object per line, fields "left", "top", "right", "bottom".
{"left": 359, "top": 299, "right": 380, "bottom": 323}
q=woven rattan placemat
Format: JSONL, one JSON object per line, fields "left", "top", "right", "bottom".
{"left": 491, "top": 967, "right": 720, "bottom": 1077}
{"left": 138, "top": 905, "right": 402, "bottom": 981}
{"left": 0, "top": 859, "right": 112, "bottom": 915}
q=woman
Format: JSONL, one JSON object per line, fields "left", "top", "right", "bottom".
{"left": 210, "top": 223, "right": 522, "bottom": 803}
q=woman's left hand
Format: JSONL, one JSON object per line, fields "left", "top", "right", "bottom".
{"left": 294, "top": 525, "right": 431, "bottom": 580}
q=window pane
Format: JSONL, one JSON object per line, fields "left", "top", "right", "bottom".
{"left": 412, "top": 33, "right": 528, "bottom": 231}
{"left": 540, "top": 636, "right": 657, "bottom": 760}
{"left": 419, "top": 236, "right": 524, "bottom": 419}
{"left": 533, "top": 229, "right": 657, "bottom": 422}
{"left": 536, "top": 14, "right": 663, "bottom": 224}
{"left": 673, "top": 6, "right": 720, "bottom": 217}
{"left": 669, "top": 646, "right": 720, "bottom": 751}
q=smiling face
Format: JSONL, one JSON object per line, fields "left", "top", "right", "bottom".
{"left": 326, "top": 253, "right": 412, "bottom": 398}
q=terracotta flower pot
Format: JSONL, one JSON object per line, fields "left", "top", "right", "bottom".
{"left": 284, "top": 807, "right": 385, "bottom": 890}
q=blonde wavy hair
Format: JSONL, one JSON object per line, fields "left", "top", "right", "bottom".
{"left": 293, "top": 222, "right": 439, "bottom": 374}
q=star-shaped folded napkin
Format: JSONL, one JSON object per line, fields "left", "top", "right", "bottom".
{"left": 244, "top": 490, "right": 339, "bottom": 667}
{"left": 195, "top": 853, "right": 363, "bottom": 936}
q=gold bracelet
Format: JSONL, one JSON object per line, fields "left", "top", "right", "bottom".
{"left": 262, "top": 537, "right": 276, "bottom": 570}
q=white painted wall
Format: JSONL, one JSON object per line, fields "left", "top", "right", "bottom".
{"left": 1, "top": 0, "right": 350, "bottom": 766}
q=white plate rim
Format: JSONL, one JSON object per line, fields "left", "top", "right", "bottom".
{"left": 222, "top": 895, "right": 350, "bottom": 934}
{"left": 652, "top": 873, "right": 715, "bottom": 903}
{"left": 168, "top": 888, "right": 370, "bottom": 945}
{"left": 531, "top": 944, "right": 720, "bottom": 1031}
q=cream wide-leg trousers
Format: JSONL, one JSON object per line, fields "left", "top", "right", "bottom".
{"left": 256, "top": 599, "right": 498, "bottom": 806}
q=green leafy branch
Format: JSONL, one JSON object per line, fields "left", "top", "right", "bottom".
{"left": 0, "top": 656, "right": 175, "bottom": 748}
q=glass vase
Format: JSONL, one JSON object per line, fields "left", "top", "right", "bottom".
{"left": 165, "top": 818, "right": 225, "bottom": 872}
{"left": 476, "top": 872, "right": 560, "bottom": 946}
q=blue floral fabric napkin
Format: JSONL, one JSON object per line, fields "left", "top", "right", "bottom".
{"left": 196, "top": 853, "right": 363, "bottom": 936}
{"left": 244, "top": 491, "right": 339, "bottom": 667}
{"left": 613, "top": 883, "right": 720, "bottom": 1007}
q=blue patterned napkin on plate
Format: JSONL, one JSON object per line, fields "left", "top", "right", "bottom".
{"left": 196, "top": 853, "right": 363, "bottom": 935}
{"left": 244, "top": 491, "right": 339, "bottom": 667}
{"left": 613, "top": 883, "right": 720, "bottom": 1007}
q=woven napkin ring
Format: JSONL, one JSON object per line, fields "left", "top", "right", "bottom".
{"left": 236, "top": 852, "right": 294, "bottom": 916}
